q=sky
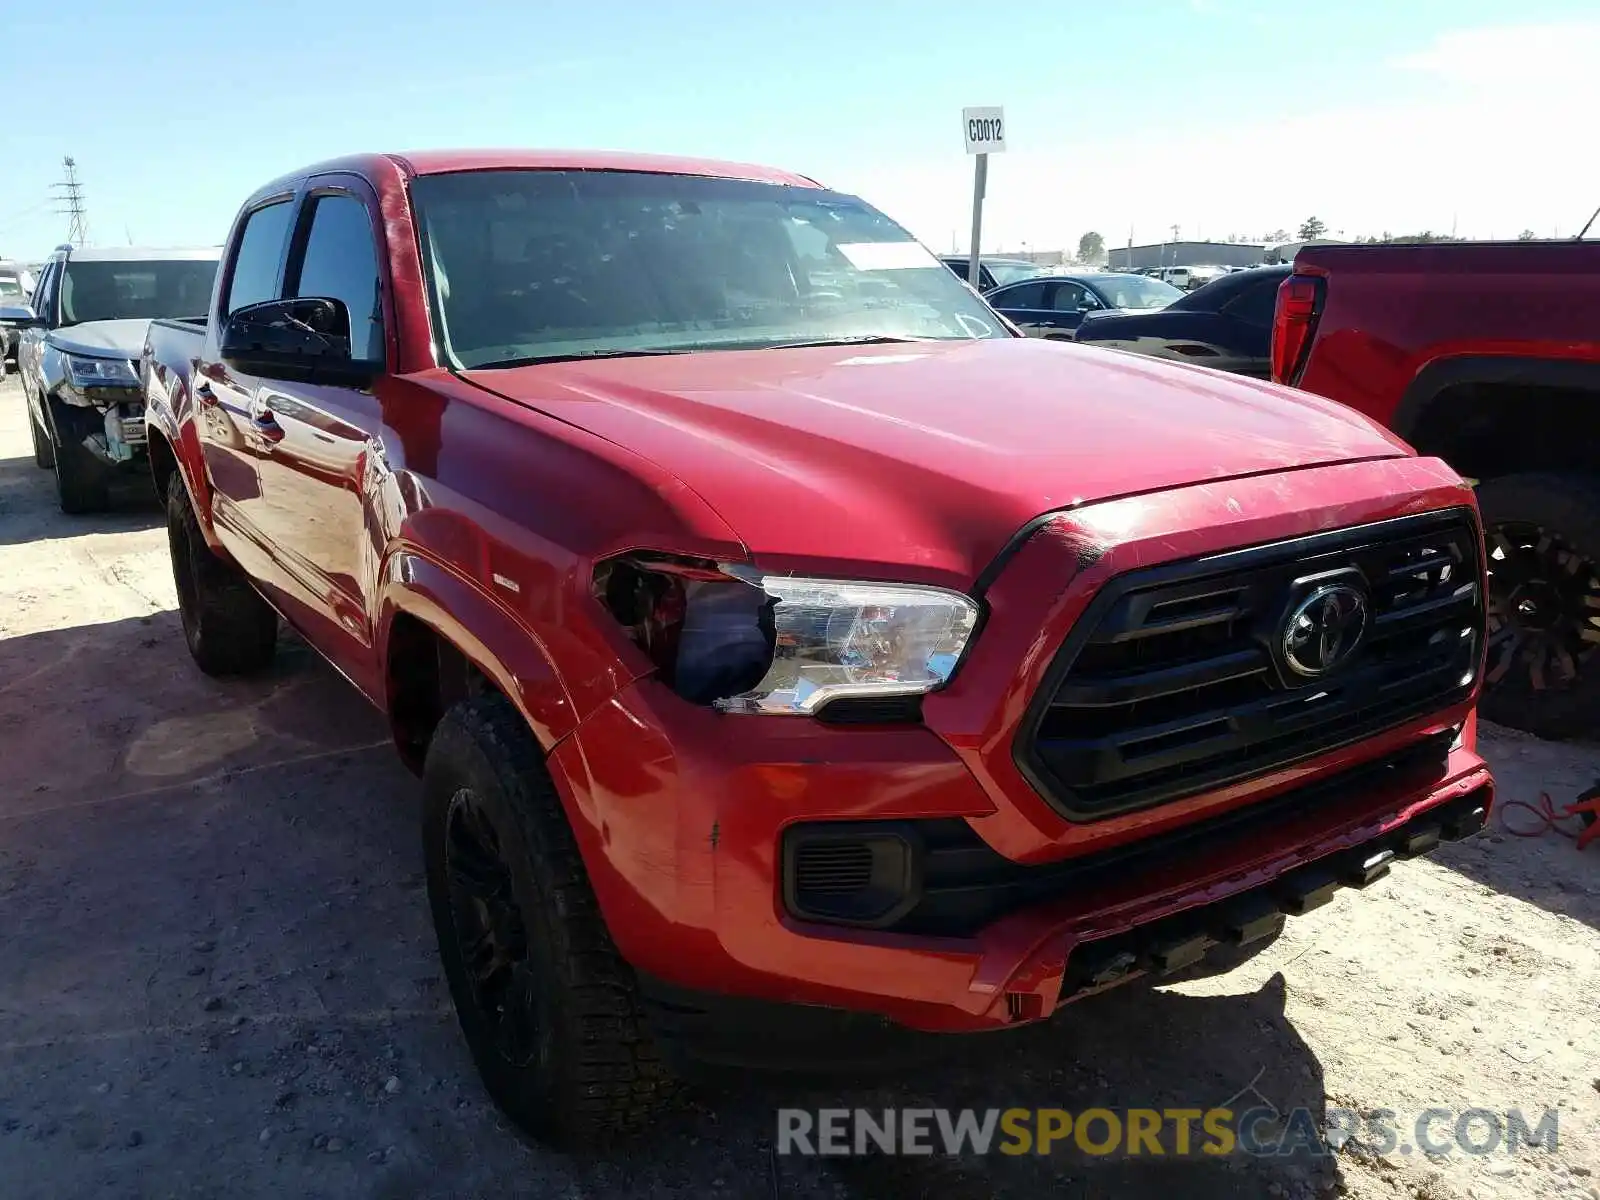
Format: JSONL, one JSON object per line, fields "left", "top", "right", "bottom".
{"left": 2, "top": 0, "right": 1597, "bottom": 261}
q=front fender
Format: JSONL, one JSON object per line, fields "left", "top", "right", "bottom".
{"left": 376, "top": 553, "right": 588, "bottom": 753}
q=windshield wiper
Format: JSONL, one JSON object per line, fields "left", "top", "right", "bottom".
{"left": 468, "top": 348, "right": 690, "bottom": 369}
{"left": 757, "top": 335, "right": 935, "bottom": 350}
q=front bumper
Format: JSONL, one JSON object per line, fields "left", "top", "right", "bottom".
{"left": 554, "top": 682, "right": 1488, "bottom": 1037}
{"left": 52, "top": 383, "right": 147, "bottom": 466}
{"left": 547, "top": 455, "right": 1494, "bottom": 1038}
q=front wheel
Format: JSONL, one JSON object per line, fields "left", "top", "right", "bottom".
{"left": 423, "top": 693, "right": 674, "bottom": 1148}
{"left": 1476, "top": 471, "right": 1600, "bottom": 739}
{"left": 28, "top": 403, "right": 54, "bottom": 470}
{"left": 52, "top": 430, "right": 108, "bottom": 513}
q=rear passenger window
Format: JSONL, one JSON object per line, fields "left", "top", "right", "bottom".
{"left": 226, "top": 200, "right": 294, "bottom": 315}
{"left": 996, "top": 281, "right": 1047, "bottom": 309}
{"left": 293, "top": 194, "right": 384, "bottom": 365}
{"left": 1224, "top": 277, "right": 1281, "bottom": 327}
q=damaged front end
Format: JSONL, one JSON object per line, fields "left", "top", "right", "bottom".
{"left": 591, "top": 552, "right": 979, "bottom": 720}
{"left": 50, "top": 352, "right": 147, "bottom": 466}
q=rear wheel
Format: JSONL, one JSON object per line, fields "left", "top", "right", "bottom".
{"left": 423, "top": 693, "right": 674, "bottom": 1148}
{"left": 166, "top": 473, "right": 277, "bottom": 675}
{"left": 1476, "top": 472, "right": 1600, "bottom": 739}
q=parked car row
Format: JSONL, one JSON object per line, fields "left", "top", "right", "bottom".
{"left": 937, "top": 254, "right": 1055, "bottom": 291}
{"left": 982, "top": 271, "right": 1184, "bottom": 339}
{"left": 1074, "top": 264, "right": 1290, "bottom": 376}
{"left": 0, "top": 259, "right": 36, "bottom": 371}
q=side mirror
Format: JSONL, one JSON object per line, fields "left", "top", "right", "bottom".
{"left": 0, "top": 304, "right": 41, "bottom": 329}
{"left": 220, "top": 297, "right": 379, "bottom": 387}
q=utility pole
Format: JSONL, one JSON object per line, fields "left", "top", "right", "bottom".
{"left": 52, "top": 156, "right": 88, "bottom": 247}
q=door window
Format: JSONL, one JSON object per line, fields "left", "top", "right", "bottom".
{"left": 225, "top": 200, "right": 294, "bottom": 315}
{"left": 994, "top": 281, "right": 1048, "bottom": 309}
{"left": 1049, "top": 282, "right": 1094, "bottom": 312}
{"left": 292, "top": 194, "right": 385, "bottom": 365}
{"left": 31, "top": 262, "right": 59, "bottom": 326}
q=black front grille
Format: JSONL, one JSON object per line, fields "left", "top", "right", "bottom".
{"left": 784, "top": 829, "right": 917, "bottom": 926}
{"left": 793, "top": 842, "right": 874, "bottom": 895}
{"left": 1016, "top": 508, "right": 1483, "bottom": 820}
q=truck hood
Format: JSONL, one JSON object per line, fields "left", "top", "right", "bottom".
{"left": 466, "top": 338, "right": 1411, "bottom": 585}
{"left": 47, "top": 319, "right": 150, "bottom": 359}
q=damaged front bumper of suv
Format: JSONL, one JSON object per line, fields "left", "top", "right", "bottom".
{"left": 53, "top": 360, "right": 147, "bottom": 466}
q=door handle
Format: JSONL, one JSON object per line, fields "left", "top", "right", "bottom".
{"left": 252, "top": 411, "right": 285, "bottom": 444}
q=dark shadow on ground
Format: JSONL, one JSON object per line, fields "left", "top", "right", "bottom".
{"left": 1431, "top": 725, "right": 1600, "bottom": 929}
{"left": 0, "top": 610, "right": 1336, "bottom": 1199}
{"left": 634, "top": 973, "right": 1334, "bottom": 1200}
{"left": 0, "top": 612, "right": 389, "bottom": 812}
{"left": 0, "top": 450, "right": 163, "bottom": 545}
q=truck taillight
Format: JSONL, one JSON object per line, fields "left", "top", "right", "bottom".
{"left": 1271, "top": 275, "right": 1324, "bottom": 385}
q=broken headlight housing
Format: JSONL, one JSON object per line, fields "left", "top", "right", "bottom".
{"left": 594, "top": 556, "right": 979, "bottom": 717}
{"left": 64, "top": 353, "right": 138, "bottom": 389}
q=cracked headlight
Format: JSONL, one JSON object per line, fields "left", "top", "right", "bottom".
{"left": 595, "top": 557, "right": 980, "bottom": 717}
{"left": 715, "top": 574, "right": 978, "bottom": 714}
{"left": 65, "top": 353, "right": 138, "bottom": 388}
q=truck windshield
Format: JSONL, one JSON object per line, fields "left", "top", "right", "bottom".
{"left": 58, "top": 259, "right": 219, "bottom": 326}
{"left": 411, "top": 169, "right": 1006, "bottom": 368}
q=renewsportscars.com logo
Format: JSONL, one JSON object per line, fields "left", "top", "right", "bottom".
{"left": 776, "top": 1106, "right": 1560, "bottom": 1159}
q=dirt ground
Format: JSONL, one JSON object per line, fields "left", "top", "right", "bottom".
{"left": 0, "top": 375, "right": 1596, "bottom": 1200}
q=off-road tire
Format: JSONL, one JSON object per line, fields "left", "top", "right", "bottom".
{"left": 51, "top": 425, "right": 108, "bottom": 513}
{"left": 423, "top": 693, "right": 675, "bottom": 1149}
{"left": 165, "top": 473, "right": 277, "bottom": 675}
{"left": 28, "top": 404, "right": 54, "bottom": 470}
{"left": 1475, "top": 471, "right": 1600, "bottom": 740}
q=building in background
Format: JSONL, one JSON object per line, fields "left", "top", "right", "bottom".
{"left": 1264, "top": 238, "right": 1347, "bottom": 263}
{"left": 1108, "top": 240, "right": 1266, "bottom": 270}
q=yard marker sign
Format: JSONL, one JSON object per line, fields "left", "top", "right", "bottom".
{"left": 962, "top": 107, "right": 1006, "bottom": 289}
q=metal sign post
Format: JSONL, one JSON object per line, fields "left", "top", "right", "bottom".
{"left": 962, "top": 106, "right": 1006, "bottom": 288}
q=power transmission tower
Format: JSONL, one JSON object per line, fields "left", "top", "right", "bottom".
{"left": 52, "top": 156, "right": 88, "bottom": 246}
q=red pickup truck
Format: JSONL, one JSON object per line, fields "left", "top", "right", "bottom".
{"left": 1274, "top": 241, "right": 1600, "bottom": 739}
{"left": 143, "top": 150, "right": 1493, "bottom": 1147}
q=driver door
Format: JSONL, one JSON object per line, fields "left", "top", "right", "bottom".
{"left": 197, "top": 196, "right": 298, "bottom": 566}
{"left": 245, "top": 182, "right": 391, "bottom": 691}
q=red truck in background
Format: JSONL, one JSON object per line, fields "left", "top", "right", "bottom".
{"left": 142, "top": 150, "right": 1493, "bottom": 1148}
{"left": 1274, "top": 241, "right": 1600, "bottom": 739}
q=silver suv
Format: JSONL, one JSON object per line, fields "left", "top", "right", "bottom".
{"left": 16, "top": 244, "right": 219, "bottom": 512}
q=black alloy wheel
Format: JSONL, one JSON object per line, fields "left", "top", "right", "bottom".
{"left": 1476, "top": 472, "right": 1600, "bottom": 739}
{"left": 443, "top": 786, "right": 544, "bottom": 1069}
{"left": 423, "top": 694, "right": 673, "bottom": 1147}
{"left": 1485, "top": 521, "right": 1600, "bottom": 694}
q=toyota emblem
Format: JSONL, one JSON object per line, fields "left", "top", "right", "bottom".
{"left": 1282, "top": 583, "right": 1368, "bottom": 677}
